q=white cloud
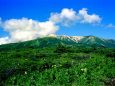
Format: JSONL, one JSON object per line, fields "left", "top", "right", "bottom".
{"left": 0, "top": 37, "right": 9, "bottom": 45}
{"left": 0, "top": 8, "right": 102, "bottom": 45}
{"left": 106, "top": 24, "right": 115, "bottom": 28}
{"left": 50, "top": 8, "right": 101, "bottom": 26}
{"left": 79, "top": 8, "right": 101, "bottom": 23}
{"left": 2, "top": 18, "right": 58, "bottom": 42}
{"left": 49, "top": 8, "right": 80, "bottom": 26}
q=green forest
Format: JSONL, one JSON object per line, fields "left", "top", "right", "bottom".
{"left": 0, "top": 44, "right": 115, "bottom": 86}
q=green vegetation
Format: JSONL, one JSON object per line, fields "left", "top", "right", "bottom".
{"left": 0, "top": 45, "right": 115, "bottom": 86}
{"left": 0, "top": 37, "right": 78, "bottom": 51}
{"left": 1, "top": 37, "right": 115, "bottom": 52}
{"left": 78, "top": 36, "right": 115, "bottom": 48}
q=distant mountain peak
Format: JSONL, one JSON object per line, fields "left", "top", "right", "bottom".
{"left": 47, "top": 34, "right": 84, "bottom": 43}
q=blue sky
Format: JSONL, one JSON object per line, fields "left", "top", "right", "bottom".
{"left": 0, "top": 0, "right": 115, "bottom": 44}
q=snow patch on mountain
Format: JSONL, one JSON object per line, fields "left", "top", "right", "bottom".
{"left": 47, "top": 34, "right": 84, "bottom": 42}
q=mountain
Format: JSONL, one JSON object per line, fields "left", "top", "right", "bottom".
{"left": 0, "top": 37, "right": 92, "bottom": 51}
{"left": 78, "top": 36, "right": 115, "bottom": 48}
{"left": 0, "top": 34, "right": 115, "bottom": 51}
{"left": 48, "top": 34, "right": 115, "bottom": 48}
{"left": 48, "top": 34, "right": 84, "bottom": 43}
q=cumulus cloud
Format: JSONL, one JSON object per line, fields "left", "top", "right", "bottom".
{"left": 50, "top": 8, "right": 101, "bottom": 26}
{"left": 106, "top": 24, "right": 115, "bottom": 28}
{"left": 0, "top": 8, "right": 101, "bottom": 45}
{"left": 49, "top": 8, "right": 80, "bottom": 26}
{"left": 0, "top": 37, "right": 9, "bottom": 45}
{"left": 2, "top": 18, "right": 58, "bottom": 42}
{"left": 79, "top": 8, "right": 101, "bottom": 23}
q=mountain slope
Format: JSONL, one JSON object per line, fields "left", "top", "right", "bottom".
{"left": 48, "top": 34, "right": 115, "bottom": 48}
{"left": 0, "top": 37, "right": 78, "bottom": 51}
{"left": 78, "top": 36, "right": 115, "bottom": 48}
{"left": 48, "top": 34, "right": 84, "bottom": 43}
{"left": 0, "top": 35, "right": 115, "bottom": 51}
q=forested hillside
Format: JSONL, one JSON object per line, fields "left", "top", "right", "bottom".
{"left": 0, "top": 36, "right": 115, "bottom": 52}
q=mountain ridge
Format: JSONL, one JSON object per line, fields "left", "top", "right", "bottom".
{"left": 47, "top": 34, "right": 115, "bottom": 46}
{"left": 47, "top": 34, "right": 115, "bottom": 41}
{"left": 0, "top": 34, "right": 115, "bottom": 51}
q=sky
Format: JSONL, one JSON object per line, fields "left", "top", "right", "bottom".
{"left": 0, "top": 0, "right": 115, "bottom": 45}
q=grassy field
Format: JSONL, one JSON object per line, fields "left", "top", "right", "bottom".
{"left": 0, "top": 45, "right": 115, "bottom": 86}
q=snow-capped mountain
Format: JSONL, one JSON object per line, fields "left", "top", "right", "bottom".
{"left": 47, "top": 34, "right": 84, "bottom": 43}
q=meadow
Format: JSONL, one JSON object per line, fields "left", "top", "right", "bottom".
{"left": 0, "top": 45, "right": 115, "bottom": 86}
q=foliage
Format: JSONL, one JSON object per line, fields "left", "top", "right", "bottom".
{"left": 0, "top": 45, "right": 115, "bottom": 86}
{"left": 0, "top": 37, "right": 115, "bottom": 52}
